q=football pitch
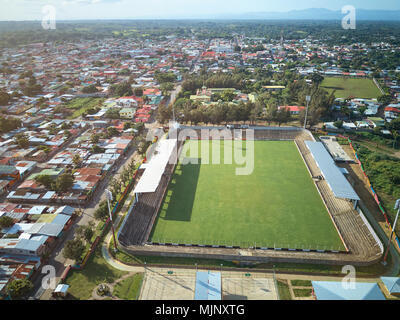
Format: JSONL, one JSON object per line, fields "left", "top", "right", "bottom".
{"left": 149, "top": 140, "right": 346, "bottom": 251}
{"left": 321, "top": 77, "right": 381, "bottom": 99}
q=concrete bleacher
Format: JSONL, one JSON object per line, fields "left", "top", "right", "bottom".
{"left": 118, "top": 142, "right": 182, "bottom": 246}
{"left": 298, "top": 135, "right": 381, "bottom": 258}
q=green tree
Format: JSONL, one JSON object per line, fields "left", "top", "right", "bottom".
{"left": 156, "top": 105, "right": 172, "bottom": 124}
{"left": 377, "top": 94, "right": 393, "bottom": 106}
{"left": 0, "top": 216, "right": 14, "bottom": 228}
{"left": 91, "top": 145, "right": 104, "bottom": 154}
{"left": 81, "top": 84, "right": 98, "bottom": 94}
{"left": 109, "top": 82, "right": 133, "bottom": 97}
{"left": 14, "top": 132, "right": 30, "bottom": 149}
{"left": 105, "top": 108, "right": 120, "bottom": 119}
{"left": 94, "top": 201, "right": 109, "bottom": 221}
{"left": 388, "top": 118, "right": 400, "bottom": 131}
{"left": 90, "top": 134, "right": 101, "bottom": 144}
{"left": 55, "top": 172, "right": 75, "bottom": 193}
{"left": 63, "top": 239, "right": 85, "bottom": 262}
{"left": 34, "top": 174, "right": 53, "bottom": 189}
{"left": 334, "top": 120, "right": 344, "bottom": 129}
{"left": 76, "top": 222, "right": 95, "bottom": 244}
{"left": 134, "top": 87, "right": 143, "bottom": 97}
{"left": 107, "top": 126, "right": 120, "bottom": 138}
{"left": 0, "top": 90, "right": 10, "bottom": 106}
{"left": 123, "top": 122, "right": 132, "bottom": 130}
{"left": 160, "top": 82, "right": 174, "bottom": 95}
{"left": 72, "top": 154, "right": 81, "bottom": 167}
{"left": 0, "top": 116, "right": 21, "bottom": 133}
{"left": 7, "top": 279, "right": 33, "bottom": 299}
{"left": 221, "top": 90, "right": 236, "bottom": 102}
{"left": 310, "top": 73, "right": 324, "bottom": 86}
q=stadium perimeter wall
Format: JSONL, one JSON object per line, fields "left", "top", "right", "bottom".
{"left": 118, "top": 126, "right": 384, "bottom": 266}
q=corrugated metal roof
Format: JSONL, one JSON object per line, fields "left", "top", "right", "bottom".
{"left": 28, "top": 206, "right": 47, "bottom": 215}
{"left": 195, "top": 271, "right": 221, "bottom": 300}
{"left": 381, "top": 277, "right": 400, "bottom": 294}
{"left": 14, "top": 239, "right": 44, "bottom": 252}
{"left": 134, "top": 139, "right": 177, "bottom": 194}
{"left": 54, "top": 206, "right": 74, "bottom": 216}
{"left": 312, "top": 281, "right": 385, "bottom": 300}
{"left": 305, "top": 141, "right": 360, "bottom": 201}
{"left": 52, "top": 214, "right": 70, "bottom": 226}
{"left": 36, "top": 223, "right": 63, "bottom": 237}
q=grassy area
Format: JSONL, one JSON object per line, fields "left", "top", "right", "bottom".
{"left": 260, "top": 260, "right": 389, "bottom": 277}
{"left": 321, "top": 77, "right": 381, "bottom": 99}
{"left": 113, "top": 273, "right": 144, "bottom": 300}
{"left": 112, "top": 239, "right": 390, "bottom": 277}
{"left": 112, "top": 244, "right": 238, "bottom": 268}
{"left": 293, "top": 288, "right": 313, "bottom": 298}
{"left": 66, "top": 97, "right": 105, "bottom": 119}
{"left": 276, "top": 280, "right": 292, "bottom": 300}
{"left": 290, "top": 279, "right": 313, "bottom": 287}
{"left": 150, "top": 140, "right": 345, "bottom": 251}
{"left": 64, "top": 249, "right": 127, "bottom": 300}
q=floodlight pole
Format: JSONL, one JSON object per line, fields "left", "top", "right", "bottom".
{"left": 383, "top": 199, "right": 400, "bottom": 264}
{"left": 106, "top": 189, "right": 117, "bottom": 251}
{"left": 304, "top": 95, "right": 311, "bottom": 130}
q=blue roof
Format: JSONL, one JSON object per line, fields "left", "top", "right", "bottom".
{"left": 52, "top": 214, "right": 71, "bottom": 227}
{"left": 305, "top": 141, "right": 360, "bottom": 200}
{"left": 14, "top": 238, "right": 45, "bottom": 252}
{"left": 312, "top": 281, "right": 385, "bottom": 300}
{"left": 195, "top": 271, "right": 222, "bottom": 300}
{"left": 380, "top": 277, "right": 400, "bottom": 294}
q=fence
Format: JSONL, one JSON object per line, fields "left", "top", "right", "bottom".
{"left": 334, "top": 133, "right": 400, "bottom": 251}
{"left": 147, "top": 239, "right": 346, "bottom": 253}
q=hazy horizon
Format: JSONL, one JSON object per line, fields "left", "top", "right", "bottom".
{"left": 1, "top": 0, "right": 400, "bottom": 21}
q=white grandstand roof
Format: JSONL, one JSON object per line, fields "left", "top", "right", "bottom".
{"left": 134, "top": 139, "right": 177, "bottom": 194}
{"left": 305, "top": 141, "right": 360, "bottom": 201}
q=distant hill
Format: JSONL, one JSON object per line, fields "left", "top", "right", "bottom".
{"left": 213, "top": 8, "right": 400, "bottom": 21}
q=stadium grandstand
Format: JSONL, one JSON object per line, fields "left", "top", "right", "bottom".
{"left": 118, "top": 126, "right": 383, "bottom": 266}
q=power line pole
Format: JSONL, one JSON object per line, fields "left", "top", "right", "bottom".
{"left": 105, "top": 189, "right": 117, "bottom": 252}
{"left": 304, "top": 95, "right": 311, "bottom": 130}
{"left": 382, "top": 199, "right": 400, "bottom": 265}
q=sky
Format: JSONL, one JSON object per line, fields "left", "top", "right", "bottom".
{"left": 1, "top": 0, "right": 400, "bottom": 21}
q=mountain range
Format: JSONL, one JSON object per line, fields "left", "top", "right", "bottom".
{"left": 190, "top": 8, "right": 400, "bottom": 21}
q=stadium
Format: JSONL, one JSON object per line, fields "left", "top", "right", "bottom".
{"left": 118, "top": 126, "right": 383, "bottom": 266}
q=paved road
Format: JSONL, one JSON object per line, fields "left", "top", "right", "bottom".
{"left": 168, "top": 84, "right": 182, "bottom": 107}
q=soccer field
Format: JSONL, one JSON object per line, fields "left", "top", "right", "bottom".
{"left": 321, "top": 77, "right": 381, "bottom": 99}
{"left": 149, "top": 140, "right": 345, "bottom": 251}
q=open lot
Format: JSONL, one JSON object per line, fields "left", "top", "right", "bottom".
{"left": 65, "top": 97, "right": 105, "bottom": 119}
{"left": 139, "top": 268, "right": 278, "bottom": 300}
{"left": 321, "top": 77, "right": 381, "bottom": 99}
{"left": 149, "top": 140, "right": 345, "bottom": 251}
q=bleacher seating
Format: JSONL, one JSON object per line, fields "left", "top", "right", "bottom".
{"left": 119, "top": 142, "right": 182, "bottom": 246}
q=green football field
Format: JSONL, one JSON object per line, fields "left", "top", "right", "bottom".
{"left": 321, "top": 77, "right": 381, "bottom": 99}
{"left": 149, "top": 140, "right": 345, "bottom": 251}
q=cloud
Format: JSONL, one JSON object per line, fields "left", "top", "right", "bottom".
{"left": 62, "top": 0, "right": 121, "bottom": 5}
